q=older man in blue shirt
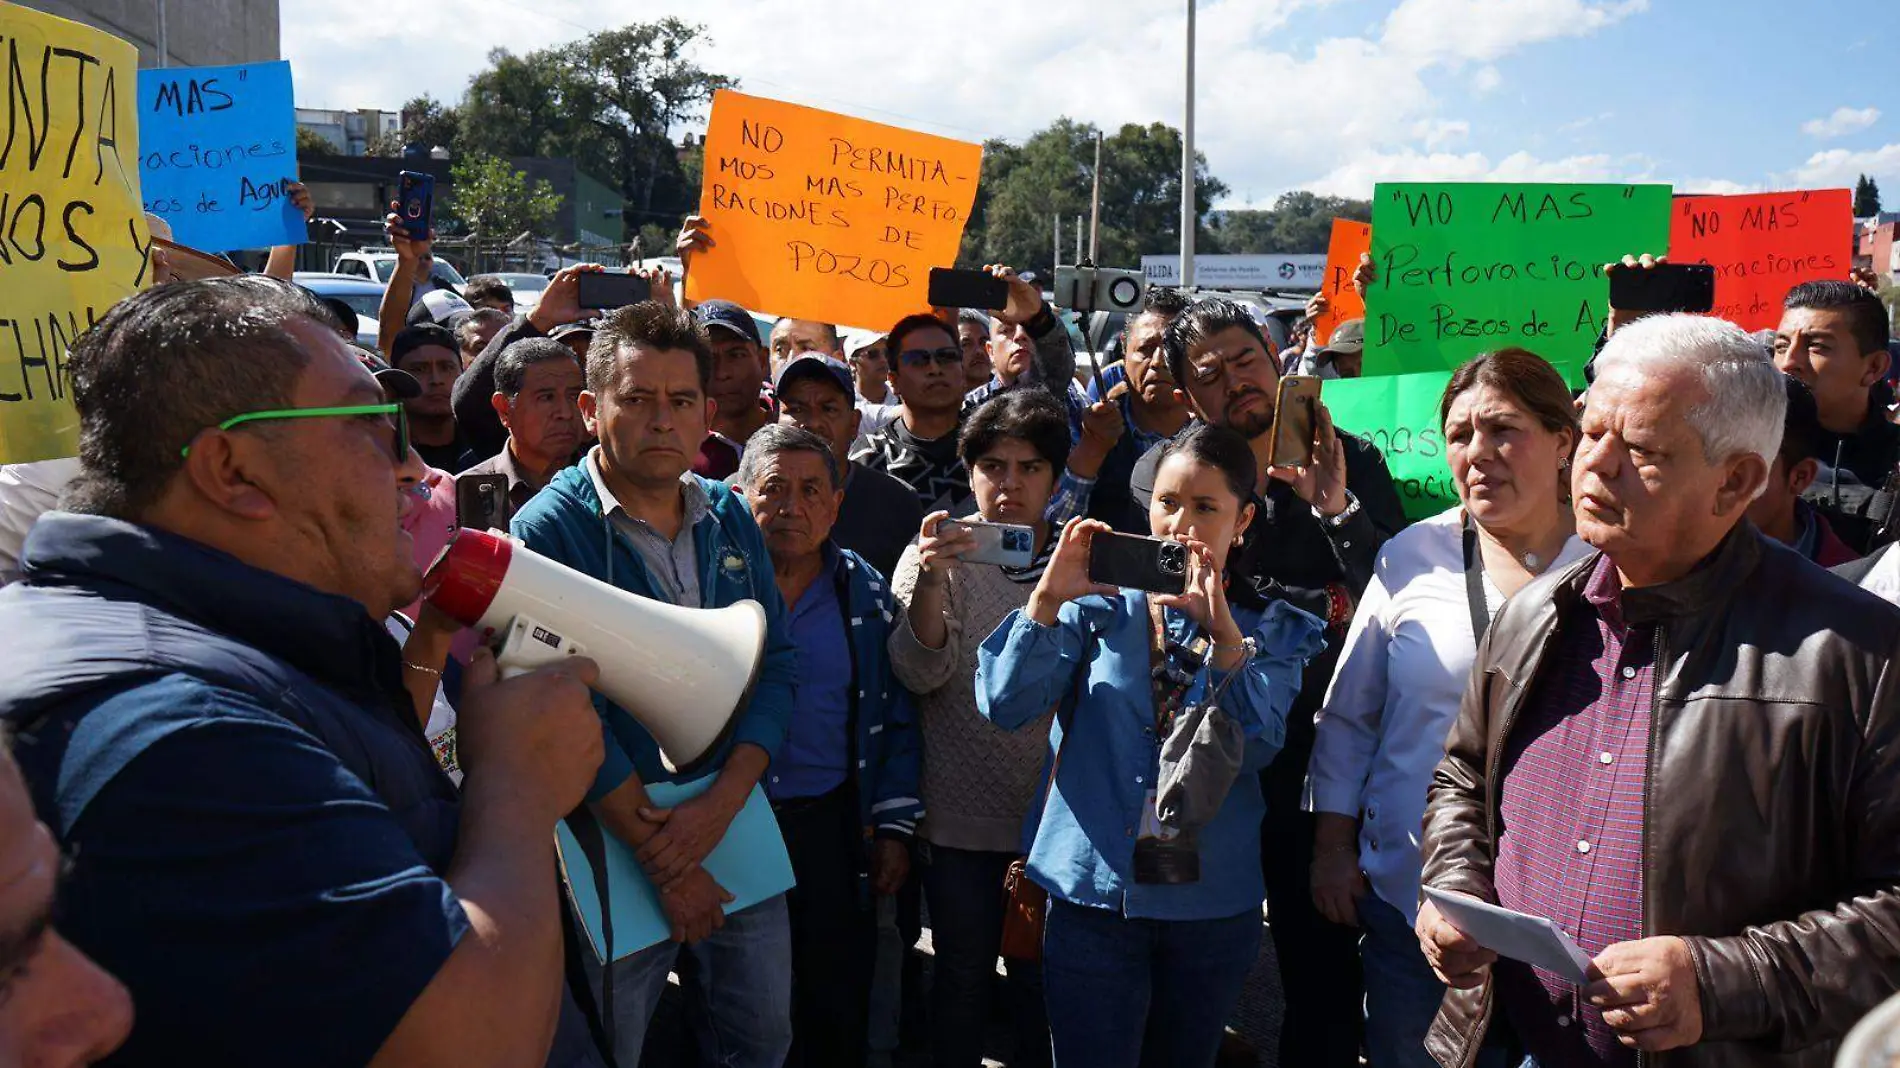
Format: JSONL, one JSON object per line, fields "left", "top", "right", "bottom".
{"left": 736, "top": 420, "right": 922, "bottom": 1068}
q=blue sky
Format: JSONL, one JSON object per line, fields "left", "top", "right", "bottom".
{"left": 285, "top": 0, "right": 1900, "bottom": 208}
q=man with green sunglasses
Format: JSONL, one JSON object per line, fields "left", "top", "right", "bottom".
{"left": 0, "top": 276, "right": 612, "bottom": 1068}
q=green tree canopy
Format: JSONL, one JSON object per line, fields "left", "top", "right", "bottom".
{"left": 445, "top": 153, "right": 564, "bottom": 245}
{"left": 1206, "top": 192, "right": 1372, "bottom": 254}
{"left": 1855, "top": 174, "right": 1883, "bottom": 218}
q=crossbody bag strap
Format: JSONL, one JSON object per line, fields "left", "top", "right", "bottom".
{"left": 1462, "top": 511, "right": 1490, "bottom": 645}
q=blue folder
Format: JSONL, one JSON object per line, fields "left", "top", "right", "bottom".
{"left": 557, "top": 776, "right": 796, "bottom": 962}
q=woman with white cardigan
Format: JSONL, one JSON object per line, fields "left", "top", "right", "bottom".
{"left": 1307, "top": 348, "right": 1593, "bottom": 1068}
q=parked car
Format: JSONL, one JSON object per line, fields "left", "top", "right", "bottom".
{"left": 487, "top": 272, "right": 550, "bottom": 313}
{"left": 332, "top": 249, "right": 467, "bottom": 292}
{"left": 293, "top": 273, "right": 386, "bottom": 350}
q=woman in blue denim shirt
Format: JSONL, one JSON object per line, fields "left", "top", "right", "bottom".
{"left": 975, "top": 425, "right": 1326, "bottom": 1068}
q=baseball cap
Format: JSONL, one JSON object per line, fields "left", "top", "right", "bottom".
{"left": 694, "top": 300, "right": 763, "bottom": 346}
{"left": 549, "top": 319, "right": 598, "bottom": 344}
{"left": 840, "top": 328, "right": 886, "bottom": 361}
{"left": 407, "top": 289, "right": 475, "bottom": 333}
{"left": 353, "top": 346, "right": 421, "bottom": 400}
{"left": 1319, "top": 318, "right": 1366, "bottom": 358}
{"left": 774, "top": 354, "right": 856, "bottom": 403}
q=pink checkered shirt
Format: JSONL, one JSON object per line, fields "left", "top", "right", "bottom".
{"left": 1492, "top": 554, "right": 1650, "bottom": 1067}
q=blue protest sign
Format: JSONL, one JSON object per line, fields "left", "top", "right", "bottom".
{"left": 137, "top": 61, "right": 304, "bottom": 251}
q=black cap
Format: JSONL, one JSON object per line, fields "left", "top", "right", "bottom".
{"left": 353, "top": 346, "right": 421, "bottom": 400}
{"left": 694, "top": 300, "right": 762, "bottom": 346}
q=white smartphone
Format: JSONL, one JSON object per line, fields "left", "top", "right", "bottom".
{"left": 940, "top": 518, "right": 1036, "bottom": 568}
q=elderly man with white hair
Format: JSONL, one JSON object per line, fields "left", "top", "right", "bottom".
{"left": 1414, "top": 314, "right": 1900, "bottom": 1068}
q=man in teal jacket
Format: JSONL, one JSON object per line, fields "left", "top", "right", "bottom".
{"left": 511, "top": 301, "right": 797, "bottom": 1068}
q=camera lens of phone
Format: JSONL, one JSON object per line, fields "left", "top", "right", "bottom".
{"left": 1159, "top": 541, "right": 1187, "bottom": 575}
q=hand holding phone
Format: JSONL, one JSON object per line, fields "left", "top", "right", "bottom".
{"left": 397, "top": 171, "right": 435, "bottom": 243}
{"left": 938, "top": 518, "right": 1036, "bottom": 568}
{"left": 1608, "top": 259, "right": 1715, "bottom": 314}
{"left": 1088, "top": 530, "right": 1190, "bottom": 595}
{"left": 575, "top": 271, "right": 653, "bottom": 311}
{"left": 456, "top": 473, "right": 510, "bottom": 532}
{"left": 928, "top": 267, "right": 1010, "bottom": 311}
{"left": 1269, "top": 375, "right": 1321, "bottom": 469}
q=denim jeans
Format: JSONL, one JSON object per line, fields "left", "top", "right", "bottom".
{"left": 921, "top": 842, "right": 1051, "bottom": 1068}
{"left": 592, "top": 894, "right": 793, "bottom": 1068}
{"left": 1359, "top": 893, "right": 1447, "bottom": 1068}
{"left": 1041, "top": 898, "right": 1261, "bottom": 1068}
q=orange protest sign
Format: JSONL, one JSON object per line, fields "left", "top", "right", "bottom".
{"left": 1669, "top": 189, "right": 1853, "bottom": 331}
{"left": 685, "top": 90, "right": 983, "bottom": 332}
{"left": 1315, "top": 219, "right": 1371, "bottom": 346}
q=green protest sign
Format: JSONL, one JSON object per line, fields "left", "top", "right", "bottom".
{"left": 1363, "top": 183, "right": 1672, "bottom": 383}
{"left": 1325, "top": 371, "right": 1457, "bottom": 522}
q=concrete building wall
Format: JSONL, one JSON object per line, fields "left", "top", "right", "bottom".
{"left": 18, "top": 0, "right": 280, "bottom": 68}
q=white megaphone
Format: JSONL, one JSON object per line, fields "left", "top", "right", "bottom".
{"left": 422, "top": 527, "right": 767, "bottom": 776}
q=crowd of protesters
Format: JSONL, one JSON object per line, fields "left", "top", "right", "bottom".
{"left": 0, "top": 172, "right": 1897, "bottom": 1068}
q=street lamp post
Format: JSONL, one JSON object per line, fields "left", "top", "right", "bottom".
{"left": 1180, "top": 0, "right": 1196, "bottom": 288}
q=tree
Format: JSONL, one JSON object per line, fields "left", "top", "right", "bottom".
{"left": 1856, "top": 174, "right": 1883, "bottom": 218}
{"left": 1205, "top": 192, "right": 1372, "bottom": 254}
{"left": 958, "top": 119, "right": 1228, "bottom": 278}
{"left": 368, "top": 95, "right": 464, "bottom": 158}
{"left": 460, "top": 21, "right": 731, "bottom": 242}
{"left": 445, "top": 154, "right": 564, "bottom": 255}
{"left": 295, "top": 125, "right": 337, "bottom": 157}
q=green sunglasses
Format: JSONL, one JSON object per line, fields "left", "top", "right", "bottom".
{"left": 180, "top": 403, "right": 410, "bottom": 460}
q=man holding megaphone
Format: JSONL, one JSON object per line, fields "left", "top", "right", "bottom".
{"left": 505, "top": 300, "right": 800, "bottom": 1068}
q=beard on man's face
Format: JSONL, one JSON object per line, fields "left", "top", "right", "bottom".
{"left": 1221, "top": 388, "right": 1275, "bottom": 440}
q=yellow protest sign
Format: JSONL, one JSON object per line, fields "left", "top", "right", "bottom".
{"left": 0, "top": 2, "right": 148, "bottom": 464}
{"left": 686, "top": 90, "right": 982, "bottom": 333}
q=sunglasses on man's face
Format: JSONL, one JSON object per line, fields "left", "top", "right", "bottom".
{"left": 897, "top": 346, "right": 963, "bottom": 370}
{"left": 180, "top": 403, "right": 410, "bottom": 461}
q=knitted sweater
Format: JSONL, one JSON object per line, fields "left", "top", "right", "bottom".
{"left": 888, "top": 543, "right": 1054, "bottom": 854}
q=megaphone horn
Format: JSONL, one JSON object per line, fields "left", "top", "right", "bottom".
{"left": 422, "top": 527, "right": 767, "bottom": 776}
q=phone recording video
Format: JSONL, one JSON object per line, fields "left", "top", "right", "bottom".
{"left": 1087, "top": 532, "right": 1189, "bottom": 595}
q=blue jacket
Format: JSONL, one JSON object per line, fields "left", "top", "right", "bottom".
{"left": 511, "top": 465, "right": 797, "bottom": 799}
{"left": 976, "top": 591, "right": 1325, "bottom": 921}
{"left": 0, "top": 512, "right": 601, "bottom": 1068}
{"left": 827, "top": 547, "right": 924, "bottom": 838}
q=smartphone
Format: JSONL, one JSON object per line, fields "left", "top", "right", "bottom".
{"left": 576, "top": 271, "right": 653, "bottom": 311}
{"left": 1608, "top": 262, "right": 1716, "bottom": 314}
{"left": 1269, "top": 375, "right": 1322, "bottom": 469}
{"left": 927, "top": 267, "right": 1010, "bottom": 311}
{"left": 1088, "top": 532, "right": 1189, "bottom": 595}
{"left": 456, "top": 473, "right": 510, "bottom": 533}
{"left": 397, "top": 171, "right": 435, "bottom": 242}
{"left": 940, "top": 518, "right": 1036, "bottom": 568}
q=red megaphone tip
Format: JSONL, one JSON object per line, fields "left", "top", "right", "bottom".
{"left": 422, "top": 527, "right": 514, "bottom": 627}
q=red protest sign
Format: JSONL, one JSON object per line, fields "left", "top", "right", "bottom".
{"left": 1669, "top": 189, "right": 1853, "bottom": 331}
{"left": 1316, "top": 219, "right": 1371, "bottom": 346}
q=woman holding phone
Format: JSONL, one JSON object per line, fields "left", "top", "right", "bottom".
{"left": 974, "top": 425, "right": 1326, "bottom": 1068}
{"left": 888, "top": 388, "right": 1071, "bottom": 1068}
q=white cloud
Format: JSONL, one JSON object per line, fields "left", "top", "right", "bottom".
{"left": 1780, "top": 143, "right": 1900, "bottom": 190}
{"left": 1801, "top": 106, "right": 1880, "bottom": 139}
{"left": 282, "top": 0, "right": 1673, "bottom": 212}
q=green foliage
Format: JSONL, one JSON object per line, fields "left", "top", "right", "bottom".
{"left": 368, "top": 95, "right": 463, "bottom": 158}
{"left": 294, "top": 124, "right": 337, "bottom": 157}
{"left": 1205, "top": 192, "right": 1372, "bottom": 254}
{"left": 445, "top": 153, "right": 565, "bottom": 243}
{"left": 958, "top": 119, "right": 1228, "bottom": 277}
{"left": 1855, "top": 174, "right": 1883, "bottom": 218}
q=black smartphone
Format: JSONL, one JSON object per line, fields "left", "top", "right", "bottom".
{"left": 455, "top": 473, "right": 510, "bottom": 532}
{"left": 576, "top": 271, "right": 653, "bottom": 311}
{"left": 397, "top": 171, "right": 435, "bottom": 242}
{"left": 927, "top": 267, "right": 1009, "bottom": 311}
{"left": 1269, "top": 375, "right": 1321, "bottom": 469}
{"left": 1088, "top": 532, "right": 1189, "bottom": 595}
{"left": 1608, "top": 262, "right": 1716, "bottom": 314}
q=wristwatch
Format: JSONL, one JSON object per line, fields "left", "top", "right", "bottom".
{"left": 1317, "top": 490, "right": 1361, "bottom": 529}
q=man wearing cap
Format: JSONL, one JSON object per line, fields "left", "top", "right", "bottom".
{"left": 390, "top": 323, "right": 475, "bottom": 473}
{"left": 769, "top": 318, "right": 843, "bottom": 379}
{"left": 1298, "top": 318, "right": 1367, "bottom": 380}
{"left": 695, "top": 300, "right": 775, "bottom": 480}
{"left": 844, "top": 330, "right": 900, "bottom": 442}
{"left": 459, "top": 339, "right": 586, "bottom": 530}
{"left": 454, "top": 264, "right": 616, "bottom": 461}
{"left": 774, "top": 354, "right": 922, "bottom": 580}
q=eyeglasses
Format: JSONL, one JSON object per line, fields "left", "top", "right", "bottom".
{"left": 180, "top": 403, "right": 409, "bottom": 460}
{"left": 897, "top": 346, "right": 964, "bottom": 369}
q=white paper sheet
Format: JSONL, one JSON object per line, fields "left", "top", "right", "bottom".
{"left": 1423, "top": 887, "right": 1595, "bottom": 983}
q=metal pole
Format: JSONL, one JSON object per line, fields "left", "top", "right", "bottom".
{"left": 1088, "top": 131, "right": 1103, "bottom": 264}
{"left": 1075, "top": 214, "right": 1083, "bottom": 266}
{"left": 1180, "top": 0, "right": 1196, "bottom": 288}
{"left": 1053, "top": 214, "right": 1061, "bottom": 271}
{"left": 156, "top": 0, "right": 169, "bottom": 67}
